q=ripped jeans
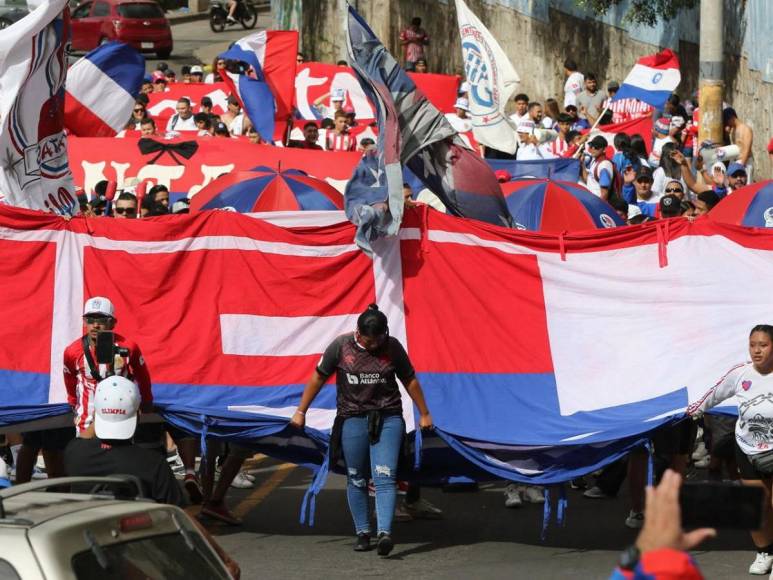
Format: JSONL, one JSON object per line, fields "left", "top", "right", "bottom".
{"left": 341, "top": 414, "right": 404, "bottom": 535}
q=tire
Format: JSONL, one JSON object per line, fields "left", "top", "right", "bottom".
{"left": 156, "top": 48, "right": 172, "bottom": 59}
{"left": 209, "top": 12, "right": 226, "bottom": 33}
{"left": 240, "top": 5, "right": 257, "bottom": 29}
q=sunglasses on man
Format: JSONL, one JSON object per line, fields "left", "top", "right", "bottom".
{"left": 114, "top": 207, "right": 137, "bottom": 216}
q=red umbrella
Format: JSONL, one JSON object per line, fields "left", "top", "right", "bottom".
{"left": 190, "top": 166, "right": 344, "bottom": 213}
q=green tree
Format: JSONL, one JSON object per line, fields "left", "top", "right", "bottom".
{"left": 573, "top": 0, "right": 699, "bottom": 26}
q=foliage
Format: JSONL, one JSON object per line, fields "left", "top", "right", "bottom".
{"left": 572, "top": 0, "right": 699, "bottom": 26}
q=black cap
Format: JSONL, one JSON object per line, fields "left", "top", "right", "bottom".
{"left": 659, "top": 194, "right": 681, "bottom": 217}
{"left": 587, "top": 135, "right": 608, "bottom": 150}
{"left": 635, "top": 166, "right": 654, "bottom": 182}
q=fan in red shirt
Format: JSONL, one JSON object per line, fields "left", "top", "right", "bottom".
{"left": 325, "top": 111, "right": 357, "bottom": 152}
{"left": 63, "top": 296, "right": 152, "bottom": 437}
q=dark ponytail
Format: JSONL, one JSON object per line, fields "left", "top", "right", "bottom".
{"left": 750, "top": 325, "right": 773, "bottom": 342}
{"left": 357, "top": 303, "right": 388, "bottom": 337}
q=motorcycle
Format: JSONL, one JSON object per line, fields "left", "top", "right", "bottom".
{"left": 209, "top": 0, "right": 258, "bottom": 32}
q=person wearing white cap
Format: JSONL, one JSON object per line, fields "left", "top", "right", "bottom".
{"left": 63, "top": 376, "right": 242, "bottom": 579}
{"left": 444, "top": 97, "right": 472, "bottom": 134}
{"left": 312, "top": 87, "right": 346, "bottom": 120}
{"left": 515, "top": 119, "right": 545, "bottom": 161}
{"left": 190, "top": 65, "right": 204, "bottom": 82}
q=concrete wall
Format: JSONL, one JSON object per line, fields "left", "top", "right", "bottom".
{"left": 301, "top": 0, "right": 772, "bottom": 178}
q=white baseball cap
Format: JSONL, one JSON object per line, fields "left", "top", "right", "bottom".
{"left": 454, "top": 97, "right": 470, "bottom": 112}
{"left": 190, "top": 65, "right": 203, "bottom": 74}
{"left": 331, "top": 88, "right": 346, "bottom": 102}
{"left": 94, "top": 376, "right": 140, "bottom": 440}
{"left": 83, "top": 296, "right": 115, "bottom": 318}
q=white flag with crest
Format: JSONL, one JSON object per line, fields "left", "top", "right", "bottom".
{"left": 0, "top": 0, "right": 77, "bottom": 214}
{"left": 455, "top": 0, "right": 520, "bottom": 154}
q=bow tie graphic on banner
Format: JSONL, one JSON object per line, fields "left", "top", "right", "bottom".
{"left": 137, "top": 138, "right": 199, "bottom": 165}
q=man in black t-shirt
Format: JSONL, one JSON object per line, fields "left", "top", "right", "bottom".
{"left": 64, "top": 375, "right": 183, "bottom": 507}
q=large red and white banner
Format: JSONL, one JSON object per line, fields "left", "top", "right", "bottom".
{"left": 67, "top": 136, "right": 361, "bottom": 197}
{"left": 0, "top": 205, "right": 769, "bottom": 429}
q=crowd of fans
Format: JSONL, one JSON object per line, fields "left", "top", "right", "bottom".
{"left": 3, "top": 15, "right": 773, "bottom": 578}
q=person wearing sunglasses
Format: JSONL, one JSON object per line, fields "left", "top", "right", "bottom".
{"left": 290, "top": 304, "right": 433, "bottom": 557}
{"left": 113, "top": 192, "right": 138, "bottom": 219}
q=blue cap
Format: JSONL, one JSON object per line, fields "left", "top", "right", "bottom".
{"left": 727, "top": 162, "right": 746, "bottom": 176}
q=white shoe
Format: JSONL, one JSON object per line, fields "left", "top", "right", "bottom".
{"left": 504, "top": 483, "right": 522, "bottom": 508}
{"left": 692, "top": 441, "right": 708, "bottom": 461}
{"left": 230, "top": 471, "right": 254, "bottom": 489}
{"left": 242, "top": 472, "right": 256, "bottom": 482}
{"left": 624, "top": 510, "right": 644, "bottom": 529}
{"left": 520, "top": 485, "right": 546, "bottom": 504}
{"left": 693, "top": 455, "right": 711, "bottom": 469}
{"left": 31, "top": 466, "right": 47, "bottom": 480}
{"left": 749, "top": 551, "right": 773, "bottom": 574}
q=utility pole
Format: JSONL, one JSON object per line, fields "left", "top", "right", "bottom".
{"left": 698, "top": 0, "right": 724, "bottom": 145}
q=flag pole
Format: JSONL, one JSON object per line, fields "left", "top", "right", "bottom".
{"left": 572, "top": 102, "right": 610, "bottom": 159}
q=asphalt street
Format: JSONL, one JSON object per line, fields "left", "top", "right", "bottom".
{"left": 143, "top": 10, "right": 272, "bottom": 74}
{"left": 203, "top": 455, "right": 755, "bottom": 580}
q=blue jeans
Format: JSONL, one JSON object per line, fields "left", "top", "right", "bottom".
{"left": 341, "top": 414, "right": 404, "bottom": 535}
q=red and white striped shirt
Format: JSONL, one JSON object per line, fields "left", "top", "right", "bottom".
{"left": 63, "top": 333, "right": 152, "bottom": 435}
{"left": 603, "top": 98, "right": 653, "bottom": 124}
{"left": 325, "top": 130, "right": 357, "bottom": 152}
{"left": 546, "top": 136, "right": 570, "bottom": 158}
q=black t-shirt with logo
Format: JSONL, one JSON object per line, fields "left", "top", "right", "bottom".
{"left": 316, "top": 332, "right": 415, "bottom": 417}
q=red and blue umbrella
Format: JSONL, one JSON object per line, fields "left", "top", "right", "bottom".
{"left": 707, "top": 180, "right": 773, "bottom": 227}
{"left": 501, "top": 178, "right": 625, "bottom": 232}
{"left": 190, "top": 166, "right": 344, "bottom": 213}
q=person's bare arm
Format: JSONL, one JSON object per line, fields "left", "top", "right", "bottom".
{"left": 404, "top": 376, "right": 433, "bottom": 429}
{"left": 312, "top": 92, "right": 330, "bottom": 107}
{"left": 736, "top": 123, "right": 753, "bottom": 165}
{"left": 289, "top": 370, "right": 326, "bottom": 429}
{"left": 671, "top": 150, "right": 707, "bottom": 194}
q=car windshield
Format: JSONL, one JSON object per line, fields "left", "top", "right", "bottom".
{"left": 116, "top": 3, "right": 163, "bottom": 18}
{"left": 71, "top": 532, "right": 229, "bottom": 580}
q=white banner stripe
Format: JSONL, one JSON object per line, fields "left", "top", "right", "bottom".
{"left": 66, "top": 59, "right": 134, "bottom": 132}
{"left": 220, "top": 313, "right": 359, "bottom": 356}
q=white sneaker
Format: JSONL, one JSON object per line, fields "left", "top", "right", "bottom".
{"left": 694, "top": 455, "right": 711, "bottom": 469}
{"left": 692, "top": 441, "right": 708, "bottom": 461}
{"left": 229, "top": 471, "right": 254, "bottom": 489}
{"left": 504, "top": 483, "right": 522, "bottom": 508}
{"left": 242, "top": 472, "right": 256, "bottom": 482}
{"left": 520, "top": 485, "right": 546, "bottom": 504}
{"left": 749, "top": 551, "right": 773, "bottom": 574}
{"left": 31, "top": 466, "right": 47, "bottom": 480}
{"left": 624, "top": 510, "right": 644, "bottom": 529}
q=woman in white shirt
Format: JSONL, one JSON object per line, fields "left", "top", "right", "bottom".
{"left": 689, "top": 324, "right": 773, "bottom": 576}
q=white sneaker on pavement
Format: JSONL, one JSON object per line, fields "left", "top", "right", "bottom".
{"left": 749, "top": 552, "right": 773, "bottom": 574}
{"left": 242, "top": 472, "right": 256, "bottom": 482}
{"left": 504, "top": 483, "right": 522, "bottom": 508}
{"left": 691, "top": 441, "right": 708, "bottom": 461}
{"left": 31, "top": 466, "right": 47, "bottom": 480}
{"left": 520, "top": 485, "right": 546, "bottom": 504}
{"left": 624, "top": 510, "right": 644, "bottom": 529}
{"left": 230, "top": 471, "right": 254, "bottom": 489}
{"left": 404, "top": 498, "right": 443, "bottom": 519}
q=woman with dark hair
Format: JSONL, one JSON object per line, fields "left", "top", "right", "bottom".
{"left": 652, "top": 142, "right": 687, "bottom": 197}
{"left": 629, "top": 134, "right": 651, "bottom": 169}
{"left": 543, "top": 97, "right": 561, "bottom": 128}
{"left": 291, "top": 304, "right": 433, "bottom": 556}
{"left": 205, "top": 57, "right": 227, "bottom": 84}
{"left": 688, "top": 325, "right": 773, "bottom": 575}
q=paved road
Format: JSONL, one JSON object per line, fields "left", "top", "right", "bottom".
{"left": 201, "top": 455, "right": 754, "bottom": 579}
{"left": 143, "top": 11, "right": 272, "bottom": 74}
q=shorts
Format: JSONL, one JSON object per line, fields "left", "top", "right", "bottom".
{"left": 22, "top": 427, "right": 76, "bottom": 451}
{"left": 735, "top": 443, "right": 768, "bottom": 480}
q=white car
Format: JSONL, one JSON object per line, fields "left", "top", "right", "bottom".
{"left": 0, "top": 476, "right": 232, "bottom": 579}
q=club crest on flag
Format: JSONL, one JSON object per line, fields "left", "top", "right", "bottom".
{"left": 461, "top": 28, "right": 499, "bottom": 120}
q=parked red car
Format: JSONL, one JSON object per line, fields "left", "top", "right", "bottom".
{"left": 70, "top": 0, "right": 172, "bottom": 59}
